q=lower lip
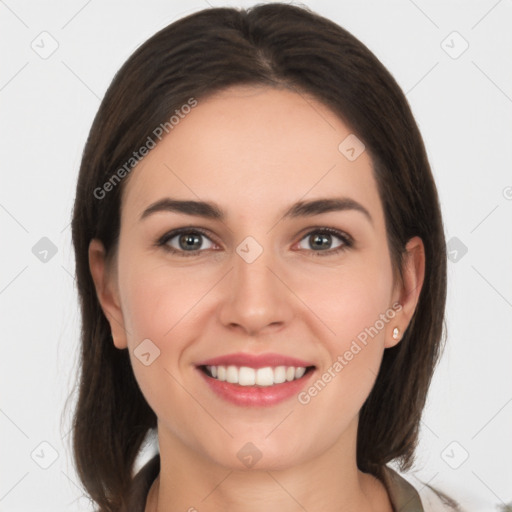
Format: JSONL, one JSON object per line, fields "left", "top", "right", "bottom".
{"left": 197, "top": 367, "right": 315, "bottom": 407}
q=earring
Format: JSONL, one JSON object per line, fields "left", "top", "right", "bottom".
{"left": 392, "top": 327, "right": 400, "bottom": 340}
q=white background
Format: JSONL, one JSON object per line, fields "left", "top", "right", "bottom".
{"left": 1, "top": 1, "right": 511, "bottom": 511}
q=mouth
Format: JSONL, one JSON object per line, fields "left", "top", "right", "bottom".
{"left": 195, "top": 352, "right": 317, "bottom": 406}
{"left": 198, "top": 364, "right": 316, "bottom": 387}
{"left": 195, "top": 353, "right": 317, "bottom": 407}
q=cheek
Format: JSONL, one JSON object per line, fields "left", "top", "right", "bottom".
{"left": 291, "top": 252, "right": 395, "bottom": 345}
{"left": 290, "top": 252, "right": 394, "bottom": 403}
{"left": 117, "top": 258, "right": 209, "bottom": 420}
{"left": 117, "top": 256, "right": 217, "bottom": 399}
{"left": 119, "top": 255, "right": 212, "bottom": 343}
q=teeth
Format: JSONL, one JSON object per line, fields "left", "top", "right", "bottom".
{"left": 256, "top": 367, "right": 274, "bottom": 386}
{"left": 295, "top": 367, "right": 306, "bottom": 379}
{"left": 239, "top": 366, "right": 256, "bottom": 386}
{"left": 273, "top": 366, "right": 286, "bottom": 384}
{"left": 205, "top": 365, "right": 310, "bottom": 386}
{"left": 226, "top": 365, "right": 238, "bottom": 384}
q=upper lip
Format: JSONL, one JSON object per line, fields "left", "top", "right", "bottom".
{"left": 196, "top": 352, "right": 315, "bottom": 369}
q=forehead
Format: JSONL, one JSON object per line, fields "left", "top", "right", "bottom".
{"left": 121, "top": 85, "right": 382, "bottom": 225}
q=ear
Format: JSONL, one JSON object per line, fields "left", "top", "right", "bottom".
{"left": 386, "top": 236, "right": 425, "bottom": 348}
{"left": 88, "top": 238, "right": 128, "bottom": 349}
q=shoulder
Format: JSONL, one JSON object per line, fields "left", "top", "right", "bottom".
{"left": 418, "top": 486, "right": 461, "bottom": 512}
{"left": 382, "top": 466, "right": 462, "bottom": 512}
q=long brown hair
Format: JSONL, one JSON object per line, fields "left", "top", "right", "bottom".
{"left": 68, "top": 3, "right": 447, "bottom": 511}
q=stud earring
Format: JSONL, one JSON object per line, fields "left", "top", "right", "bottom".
{"left": 392, "top": 327, "right": 400, "bottom": 340}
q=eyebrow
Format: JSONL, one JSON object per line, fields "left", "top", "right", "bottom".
{"left": 139, "top": 196, "right": 373, "bottom": 225}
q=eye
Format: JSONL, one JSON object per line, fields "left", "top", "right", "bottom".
{"left": 296, "top": 228, "right": 352, "bottom": 256}
{"left": 156, "top": 226, "right": 353, "bottom": 258}
{"left": 157, "top": 228, "right": 217, "bottom": 256}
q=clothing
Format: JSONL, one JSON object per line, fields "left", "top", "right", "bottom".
{"left": 380, "top": 464, "right": 461, "bottom": 511}
{"left": 123, "top": 453, "right": 459, "bottom": 511}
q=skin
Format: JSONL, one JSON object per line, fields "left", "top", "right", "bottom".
{"left": 89, "top": 85, "right": 425, "bottom": 512}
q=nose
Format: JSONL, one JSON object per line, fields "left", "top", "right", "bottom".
{"left": 217, "top": 242, "right": 295, "bottom": 337}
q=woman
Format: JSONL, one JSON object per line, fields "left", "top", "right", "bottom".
{"left": 70, "top": 3, "right": 456, "bottom": 511}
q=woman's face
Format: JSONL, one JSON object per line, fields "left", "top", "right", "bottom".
{"left": 90, "top": 85, "right": 423, "bottom": 471}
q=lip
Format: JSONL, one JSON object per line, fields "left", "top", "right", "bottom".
{"left": 197, "top": 367, "right": 316, "bottom": 407}
{"left": 195, "top": 352, "right": 316, "bottom": 407}
{"left": 195, "top": 352, "right": 315, "bottom": 369}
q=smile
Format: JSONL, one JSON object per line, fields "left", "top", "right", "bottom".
{"left": 201, "top": 365, "right": 314, "bottom": 386}
{"left": 195, "top": 352, "right": 317, "bottom": 407}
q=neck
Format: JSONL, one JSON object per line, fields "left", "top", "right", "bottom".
{"left": 146, "top": 420, "right": 392, "bottom": 512}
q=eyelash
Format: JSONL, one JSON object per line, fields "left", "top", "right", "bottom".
{"left": 155, "top": 226, "right": 353, "bottom": 258}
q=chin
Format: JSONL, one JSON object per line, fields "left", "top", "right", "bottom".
{"left": 196, "top": 433, "right": 313, "bottom": 472}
